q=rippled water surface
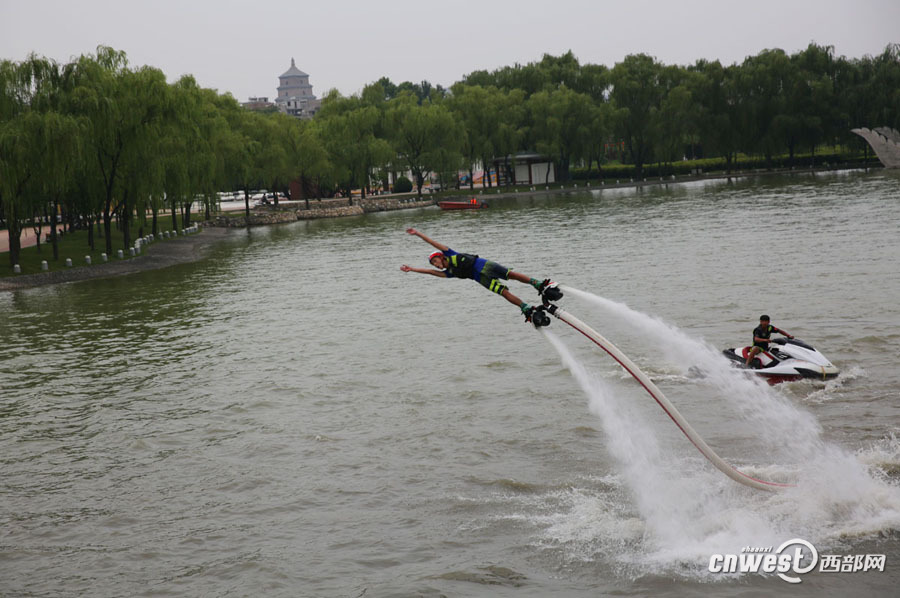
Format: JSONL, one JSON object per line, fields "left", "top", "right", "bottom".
{"left": 2, "top": 170, "right": 900, "bottom": 597}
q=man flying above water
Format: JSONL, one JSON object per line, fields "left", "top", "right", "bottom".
{"left": 400, "top": 228, "right": 562, "bottom": 326}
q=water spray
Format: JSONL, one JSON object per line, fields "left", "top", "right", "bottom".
{"left": 543, "top": 301, "right": 792, "bottom": 492}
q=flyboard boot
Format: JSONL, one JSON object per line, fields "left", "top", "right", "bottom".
{"left": 537, "top": 279, "right": 563, "bottom": 304}
{"left": 522, "top": 304, "right": 551, "bottom": 328}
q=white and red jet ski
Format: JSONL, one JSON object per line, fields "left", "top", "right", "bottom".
{"left": 722, "top": 337, "right": 840, "bottom": 384}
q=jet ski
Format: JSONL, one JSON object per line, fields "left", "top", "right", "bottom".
{"left": 722, "top": 337, "right": 840, "bottom": 384}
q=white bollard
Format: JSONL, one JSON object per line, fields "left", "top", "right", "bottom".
{"left": 117, "top": 250, "right": 124, "bottom": 259}
{"left": 41, "top": 261, "right": 48, "bottom": 271}
{"left": 13, "top": 264, "right": 21, "bottom": 274}
{"left": 129, "top": 248, "right": 136, "bottom": 256}
{"left": 65, "top": 258, "right": 73, "bottom": 267}
{"left": 85, "top": 256, "right": 92, "bottom": 265}
{"left": 101, "top": 253, "right": 108, "bottom": 262}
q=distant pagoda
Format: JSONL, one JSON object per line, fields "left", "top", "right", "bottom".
{"left": 275, "top": 58, "right": 320, "bottom": 119}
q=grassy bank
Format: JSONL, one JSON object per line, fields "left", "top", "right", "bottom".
{"left": 1, "top": 214, "right": 187, "bottom": 278}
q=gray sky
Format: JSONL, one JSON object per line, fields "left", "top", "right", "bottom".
{"left": 2, "top": 0, "right": 898, "bottom": 102}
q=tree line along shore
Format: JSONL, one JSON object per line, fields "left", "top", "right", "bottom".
{"left": 2, "top": 43, "right": 898, "bottom": 274}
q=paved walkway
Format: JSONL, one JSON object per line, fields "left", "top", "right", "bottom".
{"left": 0, "top": 227, "right": 40, "bottom": 253}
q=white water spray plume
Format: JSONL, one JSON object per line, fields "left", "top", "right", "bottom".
{"left": 538, "top": 286, "right": 900, "bottom": 571}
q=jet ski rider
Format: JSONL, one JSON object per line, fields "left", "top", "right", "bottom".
{"left": 746, "top": 314, "right": 794, "bottom": 367}
{"left": 400, "top": 228, "right": 561, "bottom": 325}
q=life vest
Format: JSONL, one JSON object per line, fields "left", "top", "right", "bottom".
{"left": 752, "top": 324, "right": 778, "bottom": 348}
{"left": 446, "top": 252, "right": 479, "bottom": 279}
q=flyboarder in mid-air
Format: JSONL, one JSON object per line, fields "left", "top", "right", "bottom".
{"left": 400, "top": 228, "right": 562, "bottom": 326}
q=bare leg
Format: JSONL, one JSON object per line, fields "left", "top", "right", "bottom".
{"left": 507, "top": 270, "right": 533, "bottom": 284}
{"left": 746, "top": 346, "right": 760, "bottom": 366}
{"left": 500, "top": 288, "right": 526, "bottom": 308}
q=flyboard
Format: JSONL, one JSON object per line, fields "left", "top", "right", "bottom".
{"left": 540, "top": 301, "right": 792, "bottom": 492}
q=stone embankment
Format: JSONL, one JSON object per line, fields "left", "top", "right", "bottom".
{"left": 208, "top": 197, "right": 435, "bottom": 227}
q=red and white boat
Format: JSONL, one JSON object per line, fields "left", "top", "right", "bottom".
{"left": 438, "top": 198, "right": 488, "bottom": 210}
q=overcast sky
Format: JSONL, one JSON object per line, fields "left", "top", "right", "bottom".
{"left": 2, "top": 0, "right": 898, "bottom": 102}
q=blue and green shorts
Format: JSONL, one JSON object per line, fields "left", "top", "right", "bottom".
{"left": 477, "top": 261, "right": 511, "bottom": 295}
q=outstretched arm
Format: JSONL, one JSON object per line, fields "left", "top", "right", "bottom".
{"left": 406, "top": 228, "right": 448, "bottom": 252}
{"left": 401, "top": 264, "right": 447, "bottom": 277}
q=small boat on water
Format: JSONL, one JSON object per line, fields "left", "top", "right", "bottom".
{"left": 438, "top": 198, "right": 488, "bottom": 210}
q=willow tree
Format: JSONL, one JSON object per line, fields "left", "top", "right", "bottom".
{"left": 446, "top": 84, "right": 497, "bottom": 190}
{"left": 33, "top": 59, "right": 86, "bottom": 261}
{"left": 229, "top": 109, "right": 264, "bottom": 225}
{"left": 491, "top": 89, "right": 526, "bottom": 188}
{"left": 285, "top": 117, "right": 331, "bottom": 207}
{"left": 583, "top": 100, "right": 617, "bottom": 178}
{"left": 0, "top": 56, "right": 81, "bottom": 268}
{"left": 253, "top": 112, "right": 294, "bottom": 208}
{"left": 0, "top": 58, "right": 35, "bottom": 268}
{"left": 0, "top": 113, "right": 43, "bottom": 268}
{"left": 319, "top": 93, "right": 392, "bottom": 201}
{"left": 166, "top": 75, "right": 221, "bottom": 226}
{"left": 527, "top": 86, "right": 592, "bottom": 182}
{"left": 386, "top": 94, "right": 463, "bottom": 197}
{"left": 480, "top": 87, "right": 525, "bottom": 188}
{"left": 72, "top": 47, "right": 170, "bottom": 254}
{"left": 208, "top": 93, "right": 255, "bottom": 224}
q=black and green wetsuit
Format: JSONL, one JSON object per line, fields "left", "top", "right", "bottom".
{"left": 440, "top": 248, "right": 512, "bottom": 295}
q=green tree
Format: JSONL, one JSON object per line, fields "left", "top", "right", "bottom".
{"left": 71, "top": 47, "right": 171, "bottom": 254}
{"left": 582, "top": 101, "right": 616, "bottom": 178}
{"left": 688, "top": 60, "right": 740, "bottom": 168}
{"left": 446, "top": 84, "right": 499, "bottom": 189}
{"left": 387, "top": 94, "right": 463, "bottom": 197}
{"left": 609, "top": 54, "right": 665, "bottom": 178}
{"left": 285, "top": 117, "right": 330, "bottom": 206}
{"left": 1, "top": 55, "right": 84, "bottom": 268}
{"left": 735, "top": 49, "right": 793, "bottom": 167}
{"left": 319, "top": 92, "right": 392, "bottom": 201}
{"left": 528, "top": 87, "right": 592, "bottom": 181}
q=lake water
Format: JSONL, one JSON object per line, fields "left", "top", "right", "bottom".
{"left": 2, "top": 170, "right": 899, "bottom": 597}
